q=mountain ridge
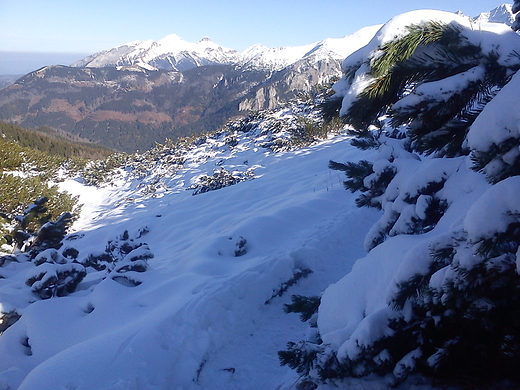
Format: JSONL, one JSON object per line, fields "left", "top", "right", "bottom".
{"left": 0, "top": 5, "right": 514, "bottom": 153}
{"left": 0, "top": 25, "right": 381, "bottom": 152}
{"left": 472, "top": 3, "right": 515, "bottom": 25}
{"left": 70, "top": 3, "right": 515, "bottom": 74}
{"left": 71, "top": 25, "right": 382, "bottom": 72}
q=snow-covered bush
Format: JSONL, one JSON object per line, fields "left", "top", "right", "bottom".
{"left": 21, "top": 210, "right": 81, "bottom": 299}
{"left": 26, "top": 251, "right": 86, "bottom": 299}
{"left": 28, "top": 211, "right": 74, "bottom": 255}
{"left": 1, "top": 190, "right": 79, "bottom": 252}
{"left": 0, "top": 202, "right": 82, "bottom": 333}
{"left": 2, "top": 197, "right": 75, "bottom": 257}
{"left": 189, "top": 167, "right": 256, "bottom": 195}
{"left": 0, "top": 221, "right": 154, "bottom": 336}
{"left": 81, "top": 229, "right": 153, "bottom": 287}
{"left": 282, "top": 10, "right": 520, "bottom": 388}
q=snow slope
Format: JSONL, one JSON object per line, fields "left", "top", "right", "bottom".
{"left": 0, "top": 106, "right": 384, "bottom": 389}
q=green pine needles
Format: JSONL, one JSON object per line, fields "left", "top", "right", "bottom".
{"left": 343, "top": 20, "right": 519, "bottom": 158}
{"left": 346, "top": 21, "right": 473, "bottom": 132}
{"left": 372, "top": 22, "right": 453, "bottom": 75}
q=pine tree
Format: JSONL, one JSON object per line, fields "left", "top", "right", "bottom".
{"left": 283, "top": 14, "right": 520, "bottom": 389}
{"left": 81, "top": 230, "right": 153, "bottom": 287}
{"left": 4, "top": 197, "right": 50, "bottom": 251}
{"left": 29, "top": 212, "right": 73, "bottom": 255}
{"left": 343, "top": 21, "right": 519, "bottom": 157}
{"left": 329, "top": 19, "right": 520, "bottom": 249}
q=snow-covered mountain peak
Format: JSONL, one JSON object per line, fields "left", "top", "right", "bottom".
{"left": 304, "top": 25, "right": 383, "bottom": 60}
{"left": 236, "top": 25, "right": 381, "bottom": 71}
{"left": 72, "top": 25, "right": 380, "bottom": 72}
{"left": 156, "top": 33, "right": 185, "bottom": 46}
{"left": 154, "top": 33, "right": 232, "bottom": 53}
{"left": 239, "top": 42, "right": 316, "bottom": 70}
{"left": 72, "top": 34, "right": 240, "bottom": 71}
{"left": 473, "top": 3, "right": 515, "bottom": 26}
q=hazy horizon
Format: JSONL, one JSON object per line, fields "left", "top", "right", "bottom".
{"left": 0, "top": 51, "right": 90, "bottom": 76}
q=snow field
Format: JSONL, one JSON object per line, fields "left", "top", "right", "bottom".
{"left": 0, "top": 130, "right": 381, "bottom": 389}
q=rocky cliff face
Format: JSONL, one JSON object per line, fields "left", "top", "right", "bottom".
{"left": 238, "top": 56, "right": 343, "bottom": 111}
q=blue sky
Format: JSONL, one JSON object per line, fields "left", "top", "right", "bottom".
{"left": 0, "top": 0, "right": 510, "bottom": 74}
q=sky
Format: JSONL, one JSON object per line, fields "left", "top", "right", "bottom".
{"left": 0, "top": 0, "right": 511, "bottom": 74}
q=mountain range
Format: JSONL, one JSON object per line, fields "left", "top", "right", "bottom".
{"left": 71, "top": 3, "right": 516, "bottom": 73}
{"left": 0, "top": 5, "right": 514, "bottom": 153}
{"left": 0, "top": 25, "right": 382, "bottom": 152}
{"left": 71, "top": 25, "right": 379, "bottom": 73}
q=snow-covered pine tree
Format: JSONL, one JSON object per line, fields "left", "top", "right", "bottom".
{"left": 341, "top": 20, "right": 518, "bottom": 156}
{"left": 82, "top": 229, "right": 153, "bottom": 287}
{"left": 468, "top": 69, "right": 520, "bottom": 184}
{"left": 29, "top": 211, "right": 73, "bottom": 256}
{"left": 330, "top": 17, "right": 520, "bottom": 250}
{"left": 0, "top": 198, "right": 85, "bottom": 300}
{"left": 26, "top": 249, "right": 86, "bottom": 299}
{"left": 4, "top": 197, "right": 50, "bottom": 251}
{"left": 282, "top": 11, "right": 520, "bottom": 388}
{"left": 342, "top": 177, "right": 520, "bottom": 385}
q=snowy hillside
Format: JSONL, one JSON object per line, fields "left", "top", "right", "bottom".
{"left": 72, "top": 25, "right": 381, "bottom": 72}
{"left": 0, "top": 99, "right": 384, "bottom": 390}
